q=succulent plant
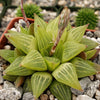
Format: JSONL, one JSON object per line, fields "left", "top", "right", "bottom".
{"left": 16, "top": 4, "right": 43, "bottom": 19}
{"left": 0, "top": 7, "right": 100, "bottom": 100}
{"left": 76, "top": 8, "right": 98, "bottom": 29}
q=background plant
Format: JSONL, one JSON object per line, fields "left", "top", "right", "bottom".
{"left": 0, "top": 7, "right": 100, "bottom": 100}
{"left": 76, "top": 8, "right": 98, "bottom": 29}
{"left": 16, "top": 3, "right": 43, "bottom": 19}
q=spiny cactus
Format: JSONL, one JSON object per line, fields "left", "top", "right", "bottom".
{"left": 76, "top": 8, "right": 98, "bottom": 29}
{"left": 16, "top": 4, "right": 43, "bottom": 19}
{"left": 0, "top": 7, "right": 100, "bottom": 100}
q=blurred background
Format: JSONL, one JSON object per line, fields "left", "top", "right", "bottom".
{"left": 0, "top": 0, "right": 100, "bottom": 36}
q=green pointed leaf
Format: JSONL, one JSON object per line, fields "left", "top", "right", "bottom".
{"left": 14, "top": 48, "right": 26, "bottom": 58}
{"left": 62, "top": 41, "right": 86, "bottom": 63}
{"left": 46, "top": 16, "right": 59, "bottom": 40}
{"left": 34, "top": 14, "right": 47, "bottom": 35}
{"left": 71, "top": 57, "right": 96, "bottom": 78}
{"left": 52, "top": 63, "right": 82, "bottom": 90}
{"left": 86, "top": 60, "right": 100, "bottom": 73}
{"left": 86, "top": 49, "right": 97, "bottom": 59}
{"left": 20, "top": 26, "right": 28, "bottom": 34}
{"left": 40, "top": 43, "right": 53, "bottom": 56}
{"left": 23, "top": 77, "right": 32, "bottom": 93}
{"left": 60, "top": 22, "right": 72, "bottom": 43}
{"left": 28, "top": 23, "right": 34, "bottom": 36}
{"left": 44, "top": 57, "right": 60, "bottom": 71}
{"left": 50, "top": 80, "right": 71, "bottom": 100}
{"left": 54, "top": 40, "right": 64, "bottom": 60}
{"left": 21, "top": 50, "right": 47, "bottom": 71}
{"left": 4, "top": 57, "right": 34, "bottom": 76}
{"left": 80, "top": 37, "right": 98, "bottom": 51}
{"left": 0, "top": 49, "right": 15, "bottom": 63}
{"left": 35, "top": 26, "right": 53, "bottom": 55}
{"left": 31, "top": 72, "right": 52, "bottom": 99}
{"left": 5, "top": 33, "right": 37, "bottom": 54}
{"left": 3, "top": 75, "right": 17, "bottom": 82}
{"left": 67, "top": 25, "right": 88, "bottom": 42}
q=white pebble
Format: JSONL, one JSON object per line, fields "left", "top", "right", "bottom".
{"left": 91, "top": 38, "right": 98, "bottom": 42}
{"left": 49, "top": 94, "right": 54, "bottom": 100}
{"left": 4, "top": 45, "right": 11, "bottom": 50}
{"left": 10, "top": 28, "right": 17, "bottom": 32}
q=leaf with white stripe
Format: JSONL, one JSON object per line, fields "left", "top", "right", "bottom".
{"left": 5, "top": 33, "right": 37, "bottom": 54}
{"left": 21, "top": 50, "right": 47, "bottom": 71}
{"left": 44, "top": 57, "right": 60, "bottom": 71}
{"left": 34, "top": 14, "right": 47, "bottom": 35}
{"left": 52, "top": 63, "right": 82, "bottom": 90}
{"left": 31, "top": 72, "right": 52, "bottom": 99}
{"left": 80, "top": 37, "right": 98, "bottom": 51}
{"left": 0, "top": 49, "right": 15, "bottom": 63}
{"left": 4, "top": 57, "right": 34, "bottom": 76}
{"left": 67, "top": 25, "right": 88, "bottom": 42}
{"left": 71, "top": 57, "right": 96, "bottom": 78}
{"left": 50, "top": 80, "right": 71, "bottom": 100}
{"left": 86, "top": 49, "right": 97, "bottom": 59}
{"left": 62, "top": 41, "right": 86, "bottom": 63}
{"left": 46, "top": 16, "right": 59, "bottom": 40}
{"left": 35, "top": 26, "right": 53, "bottom": 55}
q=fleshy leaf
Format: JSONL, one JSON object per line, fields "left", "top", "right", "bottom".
{"left": 67, "top": 25, "right": 88, "bottom": 42}
{"left": 23, "top": 77, "right": 32, "bottom": 93}
{"left": 52, "top": 63, "right": 82, "bottom": 90}
{"left": 28, "top": 23, "right": 34, "bottom": 36}
{"left": 46, "top": 16, "right": 59, "bottom": 40}
{"left": 53, "top": 40, "right": 64, "bottom": 60}
{"left": 31, "top": 72, "right": 52, "bottom": 99}
{"left": 14, "top": 48, "right": 26, "bottom": 58}
{"left": 34, "top": 14, "right": 47, "bottom": 35}
{"left": 86, "top": 49, "right": 97, "bottom": 59}
{"left": 71, "top": 57, "right": 96, "bottom": 78}
{"left": 50, "top": 80, "right": 71, "bottom": 100}
{"left": 5, "top": 32, "right": 37, "bottom": 54}
{"left": 86, "top": 60, "right": 100, "bottom": 73}
{"left": 35, "top": 26, "right": 52, "bottom": 55}
{"left": 4, "top": 57, "right": 34, "bottom": 76}
{"left": 62, "top": 41, "right": 86, "bottom": 63}
{"left": 21, "top": 50, "right": 47, "bottom": 71}
{"left": 60, "top": 21, "right": 72, "bottom": 43}
{"left": 3, "top": 75, "right": 17, "bottom": 82}
{"left": 44, "top": 57, "right": 60, "bottom": 71}
{"left": 80, "top": 37, "right": 98, "bottom": 51}
{"left": 20, "top": 26, "right": 28, "bottom": 34}
{"left": 0, "top": 49, "right": 15, "bottom": 63}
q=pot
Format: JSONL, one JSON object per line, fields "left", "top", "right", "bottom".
{"left": 0, "top": 17, "right": 34, "bottom": 49}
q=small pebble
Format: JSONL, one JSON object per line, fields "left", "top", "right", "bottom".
{"left": 22, "top": 92, "right": 34, "bottom": 100}
{"left": 0, "top": 85, "right": 2, "bottom": 90}
{"left": 89, "top": 75, "right": 94, "bottom": 81}
{"left": 96, "top": 73, "right": 100, "bottom": 80}
{"left": 49, "top": 94, "right": 54, "bottom": 100}
{"left": 40, "top": 94, "right": 48, "bottom": 100}
{"left": 86, "top": 31, "right": 94, "bottom": 38}
{"left": 0, "top": 72, "right": 3, "bottom": 84}
{"left": 47, "top": 90, "right": 51, "bottom": 95}
{"left": 95, "top": 90, "right": 100, "bottom": 100}
{"left": 4, "top": 45, "right": 11, "bottom": 50}
{"left": 76, "top": 95, "right": 96, "bottom": 100}
{"left": 10, "top": 28, "right": 17, "bottom": 32}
